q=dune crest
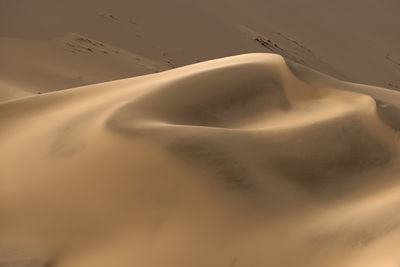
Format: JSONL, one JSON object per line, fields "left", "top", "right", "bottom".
{"left": 0, "top": 53, "right": 400, "bottom": 267}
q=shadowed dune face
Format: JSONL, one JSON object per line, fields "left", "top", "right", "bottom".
{"left": 285, "top": 59, "right": 400, "bottom": 130}
{"left": 1, "top": 54, "right": 400, "bottom": 267}
{"left": 108, "top": 54, "right": 396, "bottom": 194}
{"left": 113, "top": 62, "right": 291, "bottom": 128}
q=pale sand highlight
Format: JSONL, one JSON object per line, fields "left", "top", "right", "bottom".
{"left": 0, "top": 53, "right": 400, "bottom": 266}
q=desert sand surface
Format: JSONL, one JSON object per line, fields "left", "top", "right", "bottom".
{"left": 1, "top": 0, "right": 400, "bottom": 102}
{"left": 1, "top": 0, "right": 400, "bottom": 266}
{"left": 1, "top": 53, "right": 400, "bottom": 266}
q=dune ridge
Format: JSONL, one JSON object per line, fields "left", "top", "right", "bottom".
{"left": 0, "top": 53, "right": 400, "bottom": 267}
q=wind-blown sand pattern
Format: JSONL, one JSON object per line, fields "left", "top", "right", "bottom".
{"left": 1, "top": 53, "right": 400, "bottom": 266}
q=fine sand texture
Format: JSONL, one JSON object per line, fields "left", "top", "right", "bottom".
{"left": 1, "top": 53, "right": 400, "bottom": 266}
{"left": 1, "top": 0, "right": 400, "bottom": 102}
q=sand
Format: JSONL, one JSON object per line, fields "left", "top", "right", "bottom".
{"left": 1, "top": 0, "right": 400, "bottom": 102}
{"left": 1, "top": 0, "right": 400, "bottom": 265}
{"left": 0, "top": 53, "right": 400, "bottom": 266}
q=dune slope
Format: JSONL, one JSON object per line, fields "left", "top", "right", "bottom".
{"left": 0, "top": 33, "right": 169, "bottom": 102}
{"left": 1, "top": 0, "right": 400, "bottom": 100}
{"left": 0, "top": 53, "right": 400, "bottom": 267}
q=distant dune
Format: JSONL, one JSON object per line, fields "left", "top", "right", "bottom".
{"left": 1, "top": 54, "right": 399, "bottom": 267}
{"left": 1, "top": 0, "right": 400, "bottom": 102}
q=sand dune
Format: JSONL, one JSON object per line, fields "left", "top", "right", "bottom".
{"left": 0, "top": 53, "right": 399, "bottom": 266}
{"left": 0, "top": 33, "right": 169, "bottom": 102}
{"left": 1, "top": 0, "right": 400, "bottom": 100}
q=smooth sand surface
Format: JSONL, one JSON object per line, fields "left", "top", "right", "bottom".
{"left": 0, "top": 33, "right": 169, "bottom": 102}
{"left": 1, "top": 0, "right": 399, "bottom": 102}
{"left": 1, "top": 53, "right": 400, "bottom": 266}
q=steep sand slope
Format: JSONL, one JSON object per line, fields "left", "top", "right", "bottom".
{"left": 1, "top": 0, "right": 399, "bottom": 100}
{"left": 0, "top": 54, "right": 400, "bottom": 266}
